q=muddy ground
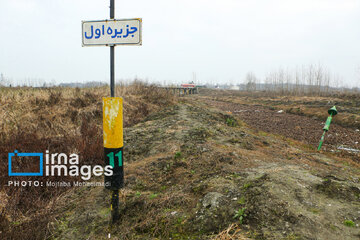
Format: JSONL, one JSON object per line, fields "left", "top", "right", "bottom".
{"left": 50, "top": 93, "right": 360, "bottom": 240}
{"left": 199, "top": 98, "right": 360, "bottom": 155}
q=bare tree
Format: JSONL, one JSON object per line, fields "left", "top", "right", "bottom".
{"left": 0, "top": 73, "right": 8, "bottom": 87}
{"left": 245, "top": 72, "right": 257, "bottom": 91}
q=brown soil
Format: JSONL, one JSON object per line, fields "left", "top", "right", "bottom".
{"left": 199, "top": 97, "right": 360, "bottom": 158}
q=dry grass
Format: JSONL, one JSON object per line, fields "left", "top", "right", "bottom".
{"left": 0, "top": 82, "right": 176, "bottom": 239}
{"left": 212, "top": 223, "right": 251, "bottom": 240}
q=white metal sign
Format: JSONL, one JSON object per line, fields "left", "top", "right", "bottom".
{"left": 82, "top": 18, "right": 142, "bottom": 46}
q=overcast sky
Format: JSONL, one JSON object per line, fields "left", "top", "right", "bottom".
{"left": 0, "top": 0, "right": 359, "bottom": 87}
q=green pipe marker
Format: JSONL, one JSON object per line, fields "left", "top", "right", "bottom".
{"left": 318, "top": 106, "right": 338, "bottom": 151}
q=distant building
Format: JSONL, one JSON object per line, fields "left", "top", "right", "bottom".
{"left": 229, "top": 85, "right": 240, "bottom": 90}
{"left": 181, "top": 83, "right": 196, "bottom": 88}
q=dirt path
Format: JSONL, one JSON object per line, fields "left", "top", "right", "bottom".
{"left": 201, "top": 98, "right": 360, "bottom": 155}
{"left": 52, "top": 101, "right": 360, "bottom": 240}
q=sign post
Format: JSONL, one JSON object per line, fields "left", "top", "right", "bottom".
{"left": 109, "top": 0, "right": 117, "bottom": 222}
{"left": 82, "top": 0, "right": 142, "bottom": 223}
{"left": 103, "top": 97, "right": 123, "bottom": 222}
{"left": 110, "top": 0, "right": 115, "bottom": 97}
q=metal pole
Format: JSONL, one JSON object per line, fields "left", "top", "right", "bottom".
{"left": 111, "top": 190, "right": 120, "bottom": 222}
{"left": 110, "top": 0, "right": 114, "bottom": 19}
{"left": 110, "top": 47, "right": 115, "bottom": 97}
{"left": 317, "top": 130, "right": 326, "bottom": 151}
{"left": 110, "top": 0, "right": 115, "bottom": 97}
{"left": 317, "top": 111, "right": 335, "bottom": 151}
{"left": 109, "top": 0, "right": 119, "bottom": 224}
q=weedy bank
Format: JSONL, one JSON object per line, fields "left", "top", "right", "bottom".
{"left": 0, "top": 82, "right": 176, "bottom": 239}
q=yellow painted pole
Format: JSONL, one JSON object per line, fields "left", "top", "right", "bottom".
{"left": 103, "top": 97, "right": 124, "bottom": 223}
{"left": 103, "top": 97, "right": 124, "bottom": 149}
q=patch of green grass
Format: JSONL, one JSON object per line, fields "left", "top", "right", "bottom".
{"left": 258, "top": 131, "right": 269, "bottom": 137}
{"left": 342, "top": 161, "right": 351, "bottom": 167}
{"left": 226, "top": 118, "right": 237, "bottom": 127}
{"left": 149, "top": 193, "right": 158, "bottom": 199}
{"left": 174, "top": 151, "right": 182, "bottom": 160}
{"left": 284, "top": 233, "right": 302, "bottom": 240}
{"left": 344, "top": 220, "right": 355, "bottom": 227}
{"left": 134, "top": 180, "right": 146, "bottom": 191}
{"left": 329, "top": 224, "right": 337, "bottom": 231}
{"left": 230, "top": 173, "right": 242, "bottom": 179}
{"left": 237, "top": 196, "right": 246, "bottom": 205}
{"left": 163, "top": 208, "right": 173, "bottom": 213}
{"left": 243, "top": 183, "right": 252, "bottom": 190}
{"left": 233, "top": 207, "right": 247, "bottom": 224}
{"left": 309, "top": 208, "right": 321, "bottom": 214}
{"left": 99, "top": 208, "right": 111, "bottom": 217}
{"left": 135, "top": 191, "right": 141, "bottom": 197}
{"left": 176, "top": 216, "right": 184, "bottom": 225}
{"left": 355, "top": 192, "right": 360, "bottom": 199}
